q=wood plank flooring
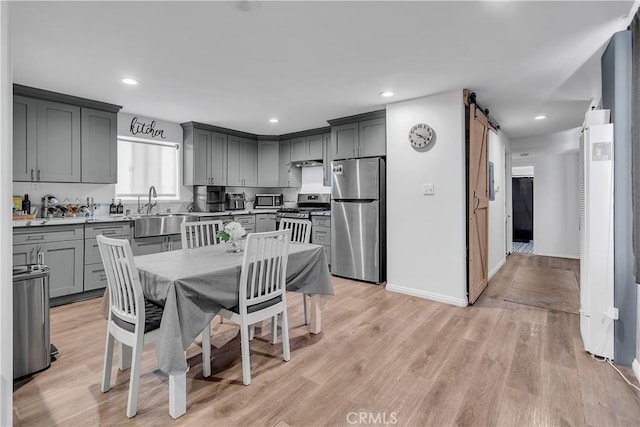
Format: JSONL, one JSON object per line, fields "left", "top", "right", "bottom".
{"left": 504, "top": 265, "right": 580, "bottom": 314}
{"left": 13, "top": 254, "right": 640, "bottom": 426}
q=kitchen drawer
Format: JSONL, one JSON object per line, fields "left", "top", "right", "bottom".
{"left": 85, "top": 222, "right": 131, "bottom": 239}
{"left": 234, "top": 215, "right": 255, "bottom": 226}
{"left": 244, "top": 225, "right": 256, "bottom": 234}
{"left": 312, "top": 216, "right": 331, "bottom": 227}
{"left": 312, "top": 226, "right": 331, "bottom": 245}
{"left": 84, "top": 262, "right": 108, "bottom": 291}
{"left": 13, "top": 225, "right": 83, "bottom": 244}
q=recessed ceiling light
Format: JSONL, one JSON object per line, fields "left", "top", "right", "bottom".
{"left": 269, "top": 118, "right": 279, "bottom": 123}
{"left": 121, "top": 78, "right": 138, "bottom": 85}
{"left": 379, "top": 90, "right": 394, "bottom": 98}
{"left": 534, "top": 115, "right": 547, "bottom": 120}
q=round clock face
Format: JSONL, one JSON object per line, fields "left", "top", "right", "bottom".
{"left": 408, "top": 123, "right": 434, "bottom": 148}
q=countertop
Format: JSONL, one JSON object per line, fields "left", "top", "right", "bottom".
{"left": 13, "top": 210, "right": 280, "bottom": 228}
{"left": 310, "top": 210, "right": 331, "bottom": 216}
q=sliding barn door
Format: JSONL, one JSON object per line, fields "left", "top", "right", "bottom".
{"left": 468, "top": 104, "right": 490, "bottom": 304}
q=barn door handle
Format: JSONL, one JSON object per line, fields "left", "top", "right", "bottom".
{"left": 473, "top": 191, "right": 480, "bottom": 215}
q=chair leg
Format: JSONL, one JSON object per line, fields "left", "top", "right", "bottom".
{"left": 119, "top": 342, "right": 132, "bottom": 371}
{"left": 271, "top": 314, "right": 278, "bottom": 344}
{"left": 126, "top": 338, "right": 144, "bottom": 418}
{"left": 201, "top": 323, "right": 211, "bottom": 378}
{"left": 303, "top": 294, "right": 308, "bottom": 325}
{"left": 239, "top": 324, "right": 252, "bottom": 385}
{"left": 101, "top": 332, "right": 115, "bottom": 392}
{"left": 249, "top": 324, "right": 255, "bottom": 341}
{"left": 281, "top": 310, "right": 291, "bottom": 362}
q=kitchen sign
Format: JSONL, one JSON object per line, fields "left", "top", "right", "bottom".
{"left": 117, "top": 112, "right": 182, "bottom": 142}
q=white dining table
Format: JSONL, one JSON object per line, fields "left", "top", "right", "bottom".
{"left": 133, "top": 241, "right": 333, "bottom": 419}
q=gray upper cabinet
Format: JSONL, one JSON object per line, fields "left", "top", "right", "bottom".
{"left": 183, "top": 125, "right": 228, "bottom": 186}
{"left": 81, "top": 108, "right": 117, "bottom": 183}
{"left": 258, "top": 140, "right": 279, "bottom": 187}
{"left": 358, "top": 118, "right": 386, "bottom": 158}
{"left": 278, "top": 140, "right": 301, "bottom": 188}
{"left": 13, "top": 96, "right": 37, "bottom": 182}
{"left": 13, "top": 85, "right": 122, "bottom": 183}
{"left": 329, "top": 111, "right": 386, "bottom": 160}
{"left": 37, "top": 100, "right": 81, "bottom": 183}
{"left": 331, "top": 123, "right": 358, "bottom": 160}
{"left": 227, "top": 136, "right": 257, "bottom": 187}
{"left": 291, "top": 134, "right": 324, "bottom": 161}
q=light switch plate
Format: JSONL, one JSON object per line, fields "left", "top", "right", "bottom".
{"left": 423, "top": 183, "right": 435, "bottom": 195}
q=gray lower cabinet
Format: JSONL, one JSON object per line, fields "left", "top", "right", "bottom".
{"left": 81, "top": 108, "right": 117, "bottom": 183}
{"left": 255, "top": 213, "right": 276, "bottom": 232}
{"left": 13, "top": 225, "right": 84, "bottom": 298}
{"left": 131, "top": 234, "right": 181, "bottom": 256}
{"left": 84, "top": 222, "right": 131, "bottom": 291}
{"left": 234, "top": 214, "right": 256, "bottom": 234}
{"left": 257, "top": 141, "right": 280, "bottom": 187}
{"left": 311, "top": 216, "right": 331, "bottom": 267}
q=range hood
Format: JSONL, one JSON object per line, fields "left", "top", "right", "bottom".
{"left": 290, "top": 159, "right": 323, "bottom": 168}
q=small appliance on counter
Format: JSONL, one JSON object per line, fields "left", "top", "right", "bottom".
{"left": 254, "top": 193, "right": 283, "bottom": 209}
{"left": 194, "top": 186, "right": 226, "bottom": 212}
{"left": 225, "top": 192, "right": 246, "bottom": 210}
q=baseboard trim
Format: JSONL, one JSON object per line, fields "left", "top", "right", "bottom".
{"left": 489, "top": 257, "right": 506, "bottom": 280}
{"left": 633, "top": 359, "right": 640, "bottom": 384}
{"left": 386, "top": 283, "right": 468, "bottom": 307}
{"left": 533, "top": 252, "right": 580, "bottom": 260}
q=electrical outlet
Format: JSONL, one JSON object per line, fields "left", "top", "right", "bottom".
{"left": 31, "top": 183, "right": 39, "bottom": 192}
{"left": 606, "top": 307, "right": 619, "bottom": 320}
{"left": 423, "top": 183, "right": 435, "bottom": 195}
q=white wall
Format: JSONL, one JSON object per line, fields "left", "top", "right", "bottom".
{"left": 1, "top": 1, "right": 12, "bottom": 424}
{"left": 386, "top": 90, "right": 467, "bottom": 307}
{"left": 513, "top": 152, "right": 580, "bottom": 259}
{"left": 300, "top": 165, "right": 330, "bottom": 194}
{"left": 488, "top": 130, "right": 509, "bottom": 279}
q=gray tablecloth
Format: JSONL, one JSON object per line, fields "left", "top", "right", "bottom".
{"left": 134, "top": 242, "right": 333, "bottom": 374}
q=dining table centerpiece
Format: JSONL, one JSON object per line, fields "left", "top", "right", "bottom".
{"left": 216, "top": 221, "right": 247, "bottom": 253}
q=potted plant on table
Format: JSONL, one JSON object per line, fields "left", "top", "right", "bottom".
{"left": 216, "top": 221, "right": 247, "bottom": 253}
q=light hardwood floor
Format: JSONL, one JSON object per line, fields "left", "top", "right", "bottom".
{"left": 13, "top": 254, "right": 640, "bottom": 426}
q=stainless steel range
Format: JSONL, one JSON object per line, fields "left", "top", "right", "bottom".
{"left": 276, "top": 193, "right": 330, "bottom": 221}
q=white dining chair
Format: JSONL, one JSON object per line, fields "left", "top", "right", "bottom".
{"left": 218, "top": 229, "right": 292, "bottom": 385}
{"left": 97, "top": 235, "right": 210, "bottom": 417}
{"left": 180, "top": 219, "right": 225, "bottom": 377}
{"left": 279, "top": 218, "right": 312, "bottom": 324}
{"left": 181, "top": 219, "right": 224, "bottom": 249}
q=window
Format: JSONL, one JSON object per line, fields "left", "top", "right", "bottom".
{"left": 115, "top": 137, "right": 180, "bottom": 200}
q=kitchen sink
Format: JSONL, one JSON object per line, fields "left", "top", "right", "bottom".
{"left": 133, "top": 213, "right": 193, "bottom": 238}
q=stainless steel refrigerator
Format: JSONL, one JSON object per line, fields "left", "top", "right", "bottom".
{"left": 331, "top": 157, "right": 386, "bottom": 283}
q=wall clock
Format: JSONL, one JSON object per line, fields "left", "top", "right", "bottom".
{"left": 408, "top": 123, "right": 435, "bottom": 149}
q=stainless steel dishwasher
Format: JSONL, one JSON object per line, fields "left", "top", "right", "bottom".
{"left": 13, "top": 264, "right": 52, "bottom": 379}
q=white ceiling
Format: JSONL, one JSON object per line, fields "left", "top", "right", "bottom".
{"left": 9, "top": 1, "right": 637, "bottom": 139}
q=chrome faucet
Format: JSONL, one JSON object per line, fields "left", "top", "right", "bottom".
{"left": 147, "top": 186, "right": 157, "bottom": 215}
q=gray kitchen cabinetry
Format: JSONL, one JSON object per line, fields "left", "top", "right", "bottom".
{"left": 131, "top": 234, "right": 181, "bottom": 256}
{"left": 13, "top": 85, "right": 122, "bottom": 183}
{"left": 323, "top": 133, "right": 332, "bottom": 186}
{"left": 291, "top": 134, "right": 323, "bottom": 162}
{"left": 228, "top": 135, "right": 258, "bottom": 187}
{"left": 311, "top": 215, "right": 331, "bottom": 267}
{"left": 84, "top": 222, "right": 131, "bottom": 291}
{"left": 183, "top": 123, "right": 227, "bottom": 186}
{"left": 13, "top": 225, "right": 84, "bottom": 298}
{"left": 278, "top": 140, "right": 301, "bottom": 188}
{"left": 257, "top": 140, "right": 280, "bottom": 187}
{"left": 81, "top": 108, "right": 117, "bottom": 183}
{"left": 329, "top": 111, "right": 386, "bottom": 160}
{"left": 233, "top": 214, "right": 256, "bottom": 234}
{"left": 255, "top": 213, "right": 276, "bottom": 232}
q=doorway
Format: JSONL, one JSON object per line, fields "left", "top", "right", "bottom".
{"left": 512, "top": 166, "right": 534, "bottom": 254}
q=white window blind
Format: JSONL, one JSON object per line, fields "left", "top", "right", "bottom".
{"left": 115, "top": 137, "right": 180, "bottom": 200}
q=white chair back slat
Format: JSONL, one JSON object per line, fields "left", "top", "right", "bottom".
{"left": 181, "top": 220, "right": 224, "bottom": 249}
{"left": 279, "top": 218, "right": 311, "bottom": 244}
{"left": 240, "top": 229, "right": 291, "bottom": 309}
{"left": 97, "top": 235, "right": 144, "bottom": 326}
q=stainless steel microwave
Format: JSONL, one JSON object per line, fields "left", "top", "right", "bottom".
{"left": 254, "top": 193, "right": 283, "bottom": 209}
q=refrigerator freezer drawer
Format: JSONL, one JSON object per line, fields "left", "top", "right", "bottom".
{"left": 331, "top": 200, "right": 381, "bottom": 283}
